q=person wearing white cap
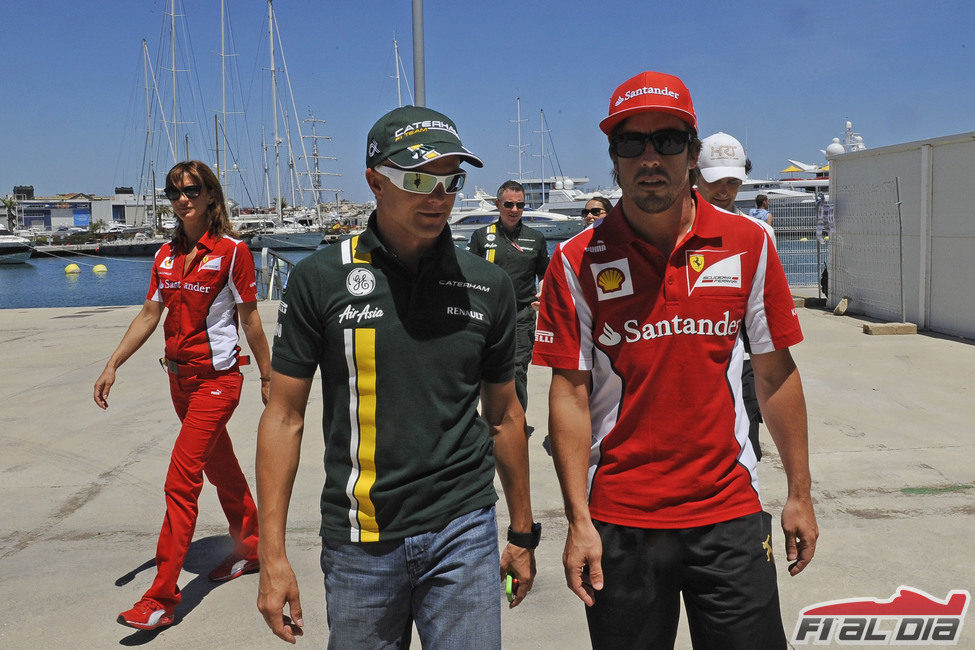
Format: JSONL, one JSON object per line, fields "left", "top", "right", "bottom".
{"left": 696, "top": 132, "right": 776, "bottom": 245}
{"left": 696, "top": 133, "right": 779, "bottom": 467}
{"left": 533, "top": 72, "right": 817, "bottom": 649}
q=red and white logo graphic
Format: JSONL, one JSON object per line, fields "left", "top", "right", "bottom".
{"left": 792, "top": 586, "right": 970, "bottom": 645}
{"left": 685, "top": 249, "right": 742, "bottom": 294}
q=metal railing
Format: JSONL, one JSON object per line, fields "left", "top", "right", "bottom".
{"left": 256, "top": 248, "right": 297, "bottom": 300}
{"left": 767, "top": 196, "right": 828, "bottom": 292}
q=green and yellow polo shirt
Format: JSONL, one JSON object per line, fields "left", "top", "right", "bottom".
{"left": 467, "top": 221, "right": 549, "bottom": 310}
{"left": 272, "top": 212, "right": 517, "bottom": 543}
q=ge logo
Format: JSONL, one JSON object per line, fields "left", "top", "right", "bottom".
{"left": 346, "top": 268, "right": 376, "bottom": 296}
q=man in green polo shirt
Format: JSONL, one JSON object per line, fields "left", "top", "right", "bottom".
{"left": 467, "top": 180, "right": 549, "bottom": 413}
{"left": 255, "top": 105, "right": 538, "bottom": 648}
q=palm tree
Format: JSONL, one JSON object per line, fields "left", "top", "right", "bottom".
{"left": 2, "top": 197, "right": 17, "bottom": 230}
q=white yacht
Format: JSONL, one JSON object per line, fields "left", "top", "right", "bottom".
{"left": 448, "top": 207, "right": 586, "bottom": 244}
{"left": 0, "top": 227, "right": 34, "bottom": 264}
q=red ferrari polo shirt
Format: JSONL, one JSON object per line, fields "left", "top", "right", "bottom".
{"left": 532, "top": 193, "right": 802, "bottom": 528}
{"left": 147, "top": 232, "right": 257, "bottom": 372}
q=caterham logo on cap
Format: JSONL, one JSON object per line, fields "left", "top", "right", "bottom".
{"left": 407, "top": 143, "right": 439, "bottom": 161}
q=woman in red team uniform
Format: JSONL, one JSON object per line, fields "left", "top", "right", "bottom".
{"left": 94, "top": 161, "right": 271, "bottom": 631}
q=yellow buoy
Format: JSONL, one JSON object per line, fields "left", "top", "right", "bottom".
{"left": 800, "top": 237, "right": 809, "bottom": 242}
{"left": 93, "top": 264, "right": 108, "bottom": 274}
{"left": 65, "top": 263, "right": 81, "bottom": 274}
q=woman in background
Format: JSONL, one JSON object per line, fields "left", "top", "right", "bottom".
{"left": 94, "top": 160, "right": 270, "bottom": 631}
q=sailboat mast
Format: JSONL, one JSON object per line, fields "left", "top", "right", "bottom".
{"left": 394, "top": 37, "right": 402, "bottom": 107}
{"left": 219, "top": 0, "right": 226, "bottom": 182}
{"left": 143, "top": 39, "right": 157, "bottom": 230}
{"left": 261, "top": 126, "right": 271, "bottom": 209}
{"left": 269, "top": 0, "right": 282, "bottom": 224}
{"left": 170, "top": 0, "right": 178, "bottom": 163}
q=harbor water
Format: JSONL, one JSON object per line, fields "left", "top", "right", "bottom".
{"left": 0, "top": 251, "right": 311, "bottom": 310}
{"left": 0, "top": 238, "right": 824, "bottom": 310}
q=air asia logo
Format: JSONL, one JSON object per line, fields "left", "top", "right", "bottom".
{"left": 614, "top": 85, "right": 680, "bottom": 107}
{"left": 792, "top": 586, "right": 970, "bottom": 645}
{"left": 338, "top": 303, "right": 384, "bottom": 325}
{"left": 685, "top": 249, "right": 743, "bottom": 294}
{"left": 394, "top": 119, "right": 459, "bottom": 142}
{"left": 346, "top": 268, "right": 376, "bottom": 297}
{"left": 591, "top": 259, "right": 634, "bottom": 301}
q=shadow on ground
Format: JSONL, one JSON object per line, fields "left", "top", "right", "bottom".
{"left": 116, "top": 535, "right": 235, "bottom": 646}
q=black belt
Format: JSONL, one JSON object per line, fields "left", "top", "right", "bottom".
{"left": 159, "top": 355, "right": 250, "bottom": 377}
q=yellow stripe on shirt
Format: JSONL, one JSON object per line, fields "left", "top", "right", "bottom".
{"left": 344, "top": 328, "right": 380, "bottom": 542}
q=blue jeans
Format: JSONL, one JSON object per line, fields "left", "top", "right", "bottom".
{"left": 320, "top": 506, "right": 501, "bottom": 649}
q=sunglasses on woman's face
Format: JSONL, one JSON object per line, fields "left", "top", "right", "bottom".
{"left": 610, "top": 128, "right": 692, "bottom": 158}
{"left": 581, "top": 207, "right": 606, "bottom": 217}
{"left": 164, "top": 184, "right": 203, "bottom": 201}
{"left": 502, "top": 201, "right": 526, "bottom": 210}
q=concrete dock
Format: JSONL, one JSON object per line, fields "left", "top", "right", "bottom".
{"left": 1, "top": 300, "right": 973, "bottom": 648}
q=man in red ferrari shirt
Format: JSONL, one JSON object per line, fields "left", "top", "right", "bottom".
{"left": 94, "top": 160, "right": 271, "bottom": 631}
{"left": 532, "top": 71, "right": 818, "bottom": 649}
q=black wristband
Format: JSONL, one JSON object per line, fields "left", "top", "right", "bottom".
{"left": 507, "top": 522, "right": 541, "bottom": 549}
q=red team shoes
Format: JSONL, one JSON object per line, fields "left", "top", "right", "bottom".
{"left": 117, "top": 597, "right": 175, "bottom": 631}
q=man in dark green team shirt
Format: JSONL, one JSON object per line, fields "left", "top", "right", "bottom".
{"left": 255, "top": 105, "right": 538, "bottom": 648}
{"left": 467, "top": 181, "right": 549, "bottom": 412}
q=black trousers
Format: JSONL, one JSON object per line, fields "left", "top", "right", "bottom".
{"left": 586, "top": 512, "right": 787, "bottom": 650}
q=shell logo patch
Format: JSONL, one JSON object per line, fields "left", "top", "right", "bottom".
{"left": 597, "top": 268, "right": 625, "bottom": 292}
{"left": 685, "top": 250, "right": 743, "bottom": 294}
{"left": 591, "top": 259, "right": 634, "bottom": 301}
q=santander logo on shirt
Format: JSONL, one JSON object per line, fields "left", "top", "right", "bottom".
{"left": 597, "top": 311, "right": 743, "bottom": 347}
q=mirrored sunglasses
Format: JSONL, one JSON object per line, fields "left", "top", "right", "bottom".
{"left": 164, "top": 184, "right": 203, "bottom": 201}
{"left": 611, "top": 129, "right": 692, "bottom": 158}
{"left": 502, "top": 201, "right": 526, "bottom": 209}
{"left": 376, "top": 166, "right": 466, "bottom": 195}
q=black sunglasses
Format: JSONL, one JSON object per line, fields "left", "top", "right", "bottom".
{"left": 164, "top": 184, "right": 203, "bottom": 201}
{"left": 581, "top": 207, "right": 606, "bottom": 217}
{"left": 611, "top": 129, "right": 692, "bottom": 158}
{"left": 502, "top": 201, "right": 526, "bottom": 209}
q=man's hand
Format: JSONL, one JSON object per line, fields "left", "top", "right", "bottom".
{"left": 563, "top": 521, "right": 603, "bottom": 606}
{"left": 499, "top": 543, "right": 536, "bottom": 608}
{"left": 782, "top": 495, "right": 818, "bottom": 576}
{"left": 257, "top": 558, "right": 304, "bottom": 643}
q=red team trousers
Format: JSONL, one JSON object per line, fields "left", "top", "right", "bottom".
{"left": 144, "top": 370, "right": 259, "bottom": 607}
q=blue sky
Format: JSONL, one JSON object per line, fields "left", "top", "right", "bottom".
{"left": 2, "top": 1, "right": 973, "bottom": 204}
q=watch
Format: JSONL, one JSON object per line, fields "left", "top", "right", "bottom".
{"left": 507, "top": 522, "right": 542, "bottom": 549}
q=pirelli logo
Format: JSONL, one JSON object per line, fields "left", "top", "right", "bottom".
{"left": 535, "top": 330, "right": 554, "bottom": 344}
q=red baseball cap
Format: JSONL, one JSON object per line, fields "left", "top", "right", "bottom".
{"left": 599, "top": 71, "right": 697, "bottom": 135}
